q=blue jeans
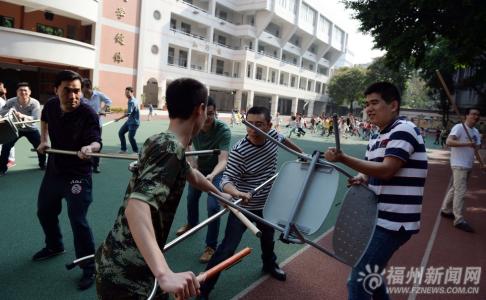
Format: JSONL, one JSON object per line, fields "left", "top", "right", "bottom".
{"left": 118, "top": 122, "right": 139, "bottom": 153}
{"left": 348, "top": 226, "right": 412, "bottom": 300}
{"left": 186, "top": 173, "right": 222, "bottom": 249}
{"left": 200, "top": 209, "right": 277, "bottom": 295}
{"left": 37, "top": 173, "right": 95, "bottom": 272}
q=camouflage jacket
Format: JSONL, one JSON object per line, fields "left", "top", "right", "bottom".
{"left": 95, "top": 132, "right": 189, "bottom": 297}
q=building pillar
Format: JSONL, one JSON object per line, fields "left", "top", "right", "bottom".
{"left": 271, "top": 94, "right": 279, "bottom": 117}
{"left": 158, "top": 79, "right": 167, "bottom": 109}
{"left": 234, "top": 90, "right": 242, "bottom": 111}
{"left": 247, "top": 90, "right": 254, "bottom": 109}
{"left": 291, "top": 97, "right": 298, "bottom": 115}
{"left": 307, "top": 100, "right": 315, "bottom": 117}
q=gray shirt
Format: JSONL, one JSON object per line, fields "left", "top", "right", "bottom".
{"left": 0, "top": 97, "right": 41, "bottom": 132}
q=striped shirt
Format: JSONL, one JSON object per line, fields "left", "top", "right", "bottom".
{"left": 365, "top": 118, "right": 428, "bottom": 233}
{"left": 221, "top": 129, "right": 285, "bottom": 210}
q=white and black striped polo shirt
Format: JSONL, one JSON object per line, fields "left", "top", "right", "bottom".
{"left": 220, "top": 129, "right": 284, "bottom": 210}
{"left": 365, "top": 118, "right": 428, "bottom": 233}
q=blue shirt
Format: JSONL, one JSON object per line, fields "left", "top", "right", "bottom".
{"left": 126, "top": 97, "right": 140, "bottom": 126}
{"left": 82, "top": 91, "right": 112, "bottom": 125}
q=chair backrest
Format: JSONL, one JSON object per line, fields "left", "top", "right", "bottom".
{"left": 333, "top": 185, "right": 377, "bottom": 267}
{"left": 263, "top": 161, "right": 339, "bottom": 235}
{"left": 0, "top": 110, "right": 19, "bottom": 144}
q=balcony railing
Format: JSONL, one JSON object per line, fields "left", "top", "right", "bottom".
{"left": 213, "top": 41, "right": 237, "bottom": 50}
{"left": 181, "top": 0, "right": 208, "bottom": 14}
{"left": 170, "top": 28, "right": 207, "bottom": 41}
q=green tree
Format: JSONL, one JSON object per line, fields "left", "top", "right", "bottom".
{"left": 328, "top": 67, "right": 367, "bottom": 112}
{"left": 343, "top": 0, "right": 486, "bottom": 101}
{"left": 365, "top": 56, "right": 411, "bottom": 93}
{"left": 402, "top": 72, "right": 435, "bottom": 109}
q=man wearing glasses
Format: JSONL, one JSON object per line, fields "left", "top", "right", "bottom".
{"left": 198, "top": 106, "right": 302, "bottom": 299}
{"left": 34, "top": 70, "right": 102, "bottom": 290}
{"left": 176, "top": 96, "right": 231, "bottom": 263}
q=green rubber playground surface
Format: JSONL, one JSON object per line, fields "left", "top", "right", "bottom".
{"left": 0, "top": 119, "right": 441, "bottom": 300}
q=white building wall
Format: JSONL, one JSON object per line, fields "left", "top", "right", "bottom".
{"left": 139, "top": 0, "right": 348, "bottom": 115}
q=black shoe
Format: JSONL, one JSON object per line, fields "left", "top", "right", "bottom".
{"left": 32, "top": 247, "right": 65, "bottom": 261}
{"left": 78, "top": 270, "right": 95, "bottom": 290}
{"left": 39, "top": 165, "right": 46, "bottom": 170}
{"left": 93, "top": 166, "right": 100, "bottom": 173}
{"left": 440, "top": 211, "right": 454, "bottom": 219}
{"left": 262, "top": 265, "right": 286, "bottom": 281}
{"left": 454, "top": 221, "right": 475, "bottom": 233}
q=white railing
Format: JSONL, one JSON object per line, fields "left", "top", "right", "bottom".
{"left": 213, "top": 41, "right": 237, "bottom": 50}
{"left": 181, "top": 0, "right": 208, "bottom": 14}
{"left": 170, "top": 28, "right": 207, "bottom": 41}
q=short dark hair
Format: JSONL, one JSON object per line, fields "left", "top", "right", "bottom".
{"left": 165, "top": 78, "right": 208, "bottom": 119}
{"left": 364, "top": 82, "right": 401, "bottom": 112}
{"left": 55, "top": 70, "right": 83, "bottom": 88}
{"left": 207, "top": 96, "right": 216, "bottom": 109}
{"left": 247, "top": 106, "right": 271, "bottom": 123}
{"left": 16, "top": 82, "right": 30, "bottom": 89}
{"left": 465, "top": 107, "right": 481, "bottom": 116}
{"left": 82, "top": 78, "right": 92, "bottom": 88}
{"left": 125, "top": 86, "right": 134, "bottom": 93}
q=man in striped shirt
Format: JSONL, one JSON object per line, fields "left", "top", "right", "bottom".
{"left": 198, "top": 106, "right": 302, "bottom": 299}
{"left": 325, "top": 82, "right": 428, "bottom": 300}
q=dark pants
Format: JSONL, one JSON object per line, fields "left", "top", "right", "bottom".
{"left": 347, "top": 226, "right": 412, "bottom": 300}
{"left": 37, "top": 172, "right": 95, "bottom": 272}
{"left": 186, "top": 173, "right": 222, "bottom": 249}
{"left": 118, "top": 122, "right": 139, "bottom": 153}
{"left": 0, "top": 130, "right": 46, "bottom": 172}
{"left": 200, "top": 209, "right": 277, "bottom": 295}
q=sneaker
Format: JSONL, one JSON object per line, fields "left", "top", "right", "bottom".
{"left": 93, "top": 166, "right": 100, "bottom": 173}
{"left": 454, "top": 221, "right": 475, "bottom": 233}
{"left": 39, "top": 164, "right": 46, "bottom": 170}
{"left": 440, "top": 211, "right": 454, "bottom": 219}
{"left": 199, "top": 247, "right": 215, "bottom": 263}
{"left": 119, "top": 150, "right": 128, "bottom": 154}
{"left": 78, "top": 270, "right": 95, "bottom": 290}
{"left": 7, "top": 160, "right": 16, "bottom": 168}
{"left": 176, "top": 224, "right": 192, "bottom": 236}
{"left": 32, "top": 247, "right": 65, "bottom": 261}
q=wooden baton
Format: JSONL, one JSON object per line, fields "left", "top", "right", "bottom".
{"left": 436, "top": 70, "right": 484, "bottom": 168}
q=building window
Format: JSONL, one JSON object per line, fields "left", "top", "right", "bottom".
{"left": 181, "top": 22, "right": 191, "bottom": 34}
{"left": 217, "top": 35, "right": 226, "bottom": 45}
{"left": 170, "top": 19, "right": 176, "bottom": 30}
{"left": 37, "top": 23, "right": 64, "bottom": 37}
{"left": 271, "top": 71, "right": 276, "bottom": 83}
{"left": 307, "top": 81, "right": 312, "bottom": 91}
{"left": 290, "top": 76, "right": 296, "bottom": 87}
{"left": 216, "top": 60, "right": 224, "bottom": 75}
{"left": 219, "top": 11, "right": 228, "bottom": 21}
{"left": 0, "top": 15, "right": 14, "bottom": 28}
{"left": 168, "top": 47, "right": 175, "bottom": 64}
{"left": 247, "top": 64, "right": 252, "bottom": 78}
{"left": 179, "top": 50, "right": 188, "bottom": 67}
{"left": 256, "top": 67, "right": 263, "bottom": 80}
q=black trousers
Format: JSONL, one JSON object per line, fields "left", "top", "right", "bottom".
{"left": 0, "top": 130, "right": 46, "bottom": 172}
{"left": 37, "top": 172, "right": 95, "bottom": 272}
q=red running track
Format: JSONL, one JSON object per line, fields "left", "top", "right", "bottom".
{"left": 237, "top": 149, "right": 485, "bottom": 300}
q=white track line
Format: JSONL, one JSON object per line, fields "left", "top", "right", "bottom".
{"left": 232, "top": 227, "right": 335, "bottom": 300}
{"left": 407, "top": 167, "right": 450, "bottom": 300}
